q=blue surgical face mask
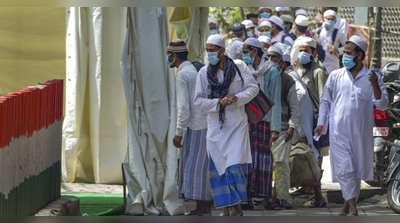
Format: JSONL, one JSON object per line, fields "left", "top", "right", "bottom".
{"left": 260, "top": 12, "right": 271, "bottom": 18}
{"left": 166, "top": 54, "right": 175, "bottom": 67}
{"left": 210, "top": 28, "right": 218, "bottom": 35}
{"left": 207, "top": 48, "right": 222, "bottom": 65}
{"left": 274, "top": 59, "right": 282, "bottom": 72}
{"left": 342, "top": 53, "right": 360, "bottom": 70}
{"left": 298, "top": 51, "right": 312, "bottom": 65}
{"left": 242, "top": 50, "right": 255, "bottom": 64}
{"left": 247, "top": 31, "right": 253, "bottom": 38}
{"left": 259, "top": 31, "right": 271, "bottom": 37}
{"left": 262, "top": 49, "right": 268, "bottom": 58}
{"left": 324, "top": 19, "right": 335, "bottom": 30}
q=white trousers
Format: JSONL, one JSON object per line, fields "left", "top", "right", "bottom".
{"left": 271, "top": 132, "right": 292, "bottom": 200}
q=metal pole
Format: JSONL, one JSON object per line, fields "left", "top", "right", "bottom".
{"left": 371, "top": 7, "right": 382, "bottom": 69}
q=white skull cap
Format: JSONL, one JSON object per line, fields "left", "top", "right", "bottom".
{"left": 206, "top": 34, "right": 225, "bottom": 48}
{"left": 295, "top": 15, "right": 309, "bottom": 26}
{"left": 244, "top": 37, "right": 262, "bottom": 48}
{"left": 267, "top": 46, "right": 283, "bottom": 56}
{"left": 258, "top": 36, "right": 272, "bottom": 45}
{"left": 347, "top": 35, "right": 368, "bottom": 52}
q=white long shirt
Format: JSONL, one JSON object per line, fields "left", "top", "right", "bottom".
{"left": 318, "top": 26, "right": 347, "bottom": 74}
{"left": 175, "top": 61, "right": 207, "bottom": 136}
{"left": 194, "top": 59, "right": 259, "bottom": 175}
{"left": 226, "top": 37, "right": 244, "bottom": 60}
{"left": 317, "top": 66, "right": 389, "bottom": 182}
{"left": 272, "top": 30, "right": 294, "bottom": 47}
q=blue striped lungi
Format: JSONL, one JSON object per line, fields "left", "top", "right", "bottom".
{"left": 208, "top": 157, "right": 248, "bottom": 208}
{"left": 178, "top": 128, "right": 212, "bottom": 201}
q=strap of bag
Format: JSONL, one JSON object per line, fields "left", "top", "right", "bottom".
{"left": 303, "top": 84, "right": 319, "bottom": 110}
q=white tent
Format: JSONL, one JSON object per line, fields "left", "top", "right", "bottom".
{"left": 64, "top": 7, "right": 209, "bottom": 215}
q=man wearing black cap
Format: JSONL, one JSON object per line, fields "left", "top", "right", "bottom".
{"left": 226, "top": 23, "right": 246, "bottom": 60}
{"left": 166, "top": 39, "right": 212, "bottom": 216}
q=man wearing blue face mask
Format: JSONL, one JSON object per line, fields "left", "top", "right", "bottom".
{"left": 166, "top": 39, "right": 212, "bottom": 216}
{"left": 314, "top": 10, "right": 347, "bottom": 74}
{"left": 259, "top": 7, "right": 272, "bottom": 19}
{"left": 194, "top": 34, "right": 259, "bottom": 216}
{"left": 242, "top": 19, "right": 258, "bottom": 39}
{"left": 315, "top": 35, "right": 388, "bottom": 216}
{"left": 267, "top": 46, "right": 300, "bottom": 210}
{"left": 291, "top": 37, "right": 328, "bottom": 207}
{"left": 208, "top": 17, "right": 218, "bottom": 35}
{"left": 226, "top": 23, "right": 246, "bottom": 60}
{"left": 240, "top": 38, "right": 281, "bottom": 210}
{"left": 258, "top": 20, "right": 272, "bottom": 38}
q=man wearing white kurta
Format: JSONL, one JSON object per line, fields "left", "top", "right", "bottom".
{"left": 194, "top": 34, "right": 259, "bottom": 216}
{"left": 315, "top": 36, "right": 388, "bottom": 216}
{"left": 315, "top": 10, "right": 347, "bottom": 74}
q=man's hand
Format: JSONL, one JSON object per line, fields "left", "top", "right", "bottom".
{"left": 369, "top": 70, "right": 379, "bottom": 87}
{"left": 328, "top": 45, "right": 339, "bottom": 55}
{"left": 314, "top": 125, "right": 323, "bottom": 136}
{"left": 285, "top": 127, "right": 294, "bottom": 142}
{"left": 271, "top": 131, "right": 279, "bottom": 143}
{"left": 173, "top": 135, "right": 183, "bottom": 148}
{"left": 219, "top": 94, "right": 238, "bottom": 106}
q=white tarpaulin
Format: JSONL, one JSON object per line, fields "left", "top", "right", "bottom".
{"left": 120, "top": 7, "right": 209, "bottom": 216}
{"left": 62, "top": 7, "right": 128, "bottom": 184}
{"left": 120, "top": 7, "right": 183, "bottom": 216}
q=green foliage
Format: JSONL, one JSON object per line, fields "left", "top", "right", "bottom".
{"left": 209, "top": 7, "right": 267, "bottom": 35}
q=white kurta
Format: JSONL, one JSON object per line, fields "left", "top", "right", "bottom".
{"left": 175, "top": 61, "right": 207, "bottom": 136}
{"left": 318, "top": 66, "right": 389, "bottom": 182}
{"left": 318, "top": 27, "right": 347, "bottom": 74}
{"left": 194, "top": 59, "right": 259, "bottom": 175}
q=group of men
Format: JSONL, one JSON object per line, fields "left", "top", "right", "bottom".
{"left": 167, "top": 7, "right": 389, "bottom": 217}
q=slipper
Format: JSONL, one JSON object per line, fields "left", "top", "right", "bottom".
{"left": 290, "top": 189, "right": 309, "bottom": 196}
{"left": 240, "top": 202, "right": 254, "bottom": 210}
{"left": 337, "top": 210, "right": 348, "bottom": 216}
{"left": 305, "top": 200, "right": 327, "bottom": 208}
{"left": 185, "top": 209, "right": 211, "bottom": 216}
{"left": 280, "top": 200, "right": 294, "bottom": 210}
{"left": 260, "top": 201, "right": 279, "bottom": 210}
{"left": 231, "top": 211, "right": 243, "bottom": 216}
{"left": 348, "top": 212, "right": 358, "bottom": 216}
{"left": 219, "top": 212, "right": 230, "bottom": 216}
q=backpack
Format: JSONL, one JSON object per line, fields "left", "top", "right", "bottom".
{"left": 191, "top": 61, "right": 205, "bottom": 72}
{"left": 315, "top": 27, "right": 339, "bottom": 63}
{"left": 289, "top": 141, "right": 322, "bottom": 187}
{"left": 282, "top": 32, "right": 296, "bottom": 42}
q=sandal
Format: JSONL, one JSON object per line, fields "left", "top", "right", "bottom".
{"left": 240, "top": 202, "right": 254, "bottom": 210}
{"left": 231, "top": 211, "right": 243, "bottom": 216}
{"left": 337, "top": 210, "right": 348, "bottom": 216}
{"left": 305, "top": 199, "right": 327, "bottom": 208}
{"left": 280, "top": 200, "right": 293, "bottom": 210}
{"left": 185, "top": 210, "right": 204, "bottom": 216}
{"left": 261, "top": 201, "right": 279, "bottom": 210}
{"left": 290, "top": 189, "right": 308, "bottom": 196}
{"left": 219, "top": 212, "right": 230, "bottom": 216}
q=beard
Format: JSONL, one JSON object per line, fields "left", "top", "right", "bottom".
{"left": 301, "top": 61, "right": 313, "bottom": 70}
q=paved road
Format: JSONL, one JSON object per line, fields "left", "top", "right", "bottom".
{"left": 61, "top": 154, "right": 399, "bottom": 216}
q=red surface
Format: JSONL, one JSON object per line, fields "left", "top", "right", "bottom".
{"left": 0, "top": 79, "right": 63, "bottom": 148}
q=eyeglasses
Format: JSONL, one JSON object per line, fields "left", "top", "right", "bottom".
{"left": 267, "top": 54, "right": 279, "bottom": 59}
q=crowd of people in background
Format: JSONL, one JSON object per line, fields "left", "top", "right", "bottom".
{"left": 167, "top": 7, "right": 389, "bottom": 217}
